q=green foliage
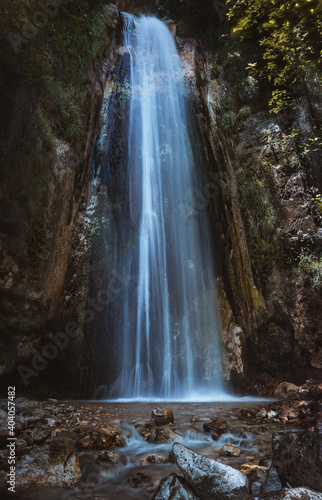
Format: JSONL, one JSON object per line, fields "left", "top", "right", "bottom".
{"left": 227, "top": 0, "right": 322, "bottom": 118}
{"left": 296, "top": 249, "right": 322, "bottom": 285}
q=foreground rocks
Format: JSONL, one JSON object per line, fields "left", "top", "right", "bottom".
{"left": 16, "top": 438, "right": 81, "bottom": 487}
{"left": 272, "top": 430, "right": 322, "bottom": 492}
{"left": 172, "top": 443, "right": 249, "bottom": 500}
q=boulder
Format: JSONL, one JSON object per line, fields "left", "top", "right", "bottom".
{"left": 172, "top": 443, "right": 249, "bottom": 500}
{"left": 16, "top": 438, "right": 81, "bottom": 487}
{"left": 76, "top": 423, "right": 126, "bottom": 449}
{"left": 260, "top": 487, "right": 322, "bottom": 499}
{"left": 203, "top": 418, "right": 232, "bottom": 440}
{"left": 220, "top": 444, "right": 241, "bottom": 457}
{"left": 152, "top": 408, "right": 174, "bottom": 426}
{"left": 272, "top": 430, "right": 322, "bottom": 492}
{"left": 152, "top": 473, "right": 200, "bottom": 500}
{"left": 274, "top": 382, "right": 299, "bottom": 399}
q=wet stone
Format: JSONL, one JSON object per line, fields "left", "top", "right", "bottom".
{"left": 151, "top": 408, "right": 174, "bottom": 426}
{"left": 203, "top": 418, "right": 232, "bottom": 440}
{"left": 220, "top": 444, "right": 241, "bottom": 457}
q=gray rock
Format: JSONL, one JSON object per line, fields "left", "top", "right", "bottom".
{"left": 272, "top": 430, "right": 322, "bottom": 492}
{"left": 153, "top": 473, "right": 200, "bottom": 500}
{"left": 260, "top": 487, "right": 322, "bottom": 499}
{"left": 265, "top": 466, "right": 282, "bottom": 493}
{"left": 16, "top": 438, "right": 81, "bottom": 487}
{"left": 172, "top": 443, "right": 249, "bottom": 500}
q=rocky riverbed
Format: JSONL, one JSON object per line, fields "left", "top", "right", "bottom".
{"left": 0, "top": 393, "right": 321, "bottom": 499}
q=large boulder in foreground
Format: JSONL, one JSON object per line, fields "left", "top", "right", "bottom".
{"left": 76, "top": 423, "right": 126, "bottom": 449}
{"left": 152, "top": 473, "right": 200, "bottom": 500}
{"left": 172, "top": 443, "right": 249, "bottom": 500}
{"left": 16, "top": 438, "right": 81, "bottom": 487}
{"left": 272, "top": 430, "right": 322, "bottom": 492}
{"left": 260, "top": 487, "right": 322, "bottom": 499}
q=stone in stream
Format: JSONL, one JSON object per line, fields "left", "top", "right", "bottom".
{"left": 264, "top": 466, "right": 282, "bottom": 493}
{"left": 172, "top": 443, "right": 249, "bottom": 500}
{"left": 96, "top": 450, "right": 126, "bottom": 465}
{"left": 142, "top": 454, "right": 167, "bottom": 465}
{"left": 272, "top": 430, "right": 322, "bottom": 492}
{"left": 220, "top": 443, "right": 241, "bottom": 457}
{"left": 203, "top": 418, "right": 232, "bottom": 440}
{"left": 76, "top": 422, "right": 126, "bottom": 449}
{"left": 151, "top": 408, "right": 174, "bottom": 426}
{"left": 16, "top": 438, "right": 81, "bottom": 487}
{"left": 152, "top": 473, "right": 200, "bottom": 500}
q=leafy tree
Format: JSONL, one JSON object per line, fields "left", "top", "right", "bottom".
{"left": 227, "top": 0, "right": 322, "bottom": 126}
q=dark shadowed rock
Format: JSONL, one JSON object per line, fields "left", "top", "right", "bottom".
{"left": 152, "top": 408, "right": 174, "bottom": 426}
{"left": 172, "top": 443, "right": 249, "bottom": 500}
{"left": 203, "top": 418, "right": 232, "bottom": 440}
{"left": 16, "top": 438, "right": 81, "bottom": 487}
{"left": 264, "top": 466, "right": 282, "bottom": 493}
{"left": 152, "top": 473, "right": 200, "bottom": 500}
{"left": 272, "top": 430, "right": 322, "bottom": 492}
{"left": 76, "top": 423, "right": 126, "bottom": 449}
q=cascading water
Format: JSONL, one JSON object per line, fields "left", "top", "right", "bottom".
{"left": 93, "top": 13, "right": 224, "bottom": 401}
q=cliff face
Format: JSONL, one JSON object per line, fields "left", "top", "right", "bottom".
{"left": 177, "top": 35, "right": 322, "bottom": 390}
{"left": 0, "top": 3, "right": 120, "bottom": 396}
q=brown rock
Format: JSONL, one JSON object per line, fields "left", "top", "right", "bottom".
{"left": 203, "top": 418, "right": 232, "bottom": 440}
{"left": 142, "top": 454, "right": 167, "bottom": 465}
{"left": 274, "top": 382, "right": 299, "bottom": 399}
{"left": 151, "top": 408, "right": 174, "bottom": 426}
{"left": 76, "top": 423, "right": 126, "bottom": 449}
{"left": 220, "top": 443, "right": 241, "bottom": 457}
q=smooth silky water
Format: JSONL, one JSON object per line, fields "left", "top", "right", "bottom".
{"left": 95, "top": 12, "right": 225, "bottom": 401}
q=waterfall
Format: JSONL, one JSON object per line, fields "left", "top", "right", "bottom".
{"left": 94, "top": 13, "right": 224, "bottom": 401}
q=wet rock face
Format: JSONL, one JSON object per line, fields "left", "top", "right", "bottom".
{"left": 203, "top": 418, "right": 232, "bottom": 440}
{"left": 272, "top": 430, "right": 322, "bottom": 492}
{"left": 16, "top": 438, "right": 81, "bottom": 488}
{"left": 76, "top": 423, "right": 126, "bottom": 449}
{"left": 172, "top": 443, "right": 249, "bottom": 500}
{"left": 152, "top": 473, "right": 200, "bottom": 500}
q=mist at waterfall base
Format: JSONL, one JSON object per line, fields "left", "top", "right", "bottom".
{"left": 89, "top": 13, "right": 229, "bottom": 403}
